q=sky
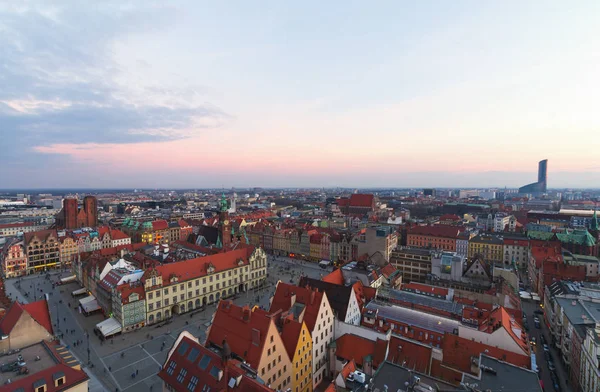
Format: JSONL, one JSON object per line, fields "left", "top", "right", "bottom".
{"left": 1, "top": 1, "right": 600, "bottom": 189}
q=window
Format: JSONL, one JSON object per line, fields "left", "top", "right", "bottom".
{"left": 177, "top": 368, "right": 188, "bottom": 383}
{"left": 270, "top": 335, "right": 274, "bottom": 343}
{"left": 187, "top": 376, "right": 198, "bottom": 391}
{"left": 173, "top": 286, "right": 177, "bottom": 292}
{"left": 148, "top": 292, "right": 153, "bottom": 300}
{"left": 167, "top": 361, "right": 177, "bottom": 375}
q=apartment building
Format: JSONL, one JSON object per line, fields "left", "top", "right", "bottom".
{"left": 206, "top": 301, "right": 293, "bottom": 391}
{"left": 270, "top": 282, "right": 335, "bottom": 388}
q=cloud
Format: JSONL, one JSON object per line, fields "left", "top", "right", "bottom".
{"left": 0, "top": 2, "right": 230, "bottom": 151}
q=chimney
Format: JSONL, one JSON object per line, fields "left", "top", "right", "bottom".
{"left": 310, "top": 289, "right": 316, "bottom": 305}
{"left": 243, "top": 306, "right": 251, "bottom": 322}
{"left": 221, "top": 339, "right": 231, "bottom": 366}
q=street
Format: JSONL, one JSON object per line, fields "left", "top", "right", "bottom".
{"left": 522, "top": 299, "right": 571, "bottom": 392}
{"left": 2, "top": 255, "right": 321, "bottom": 391}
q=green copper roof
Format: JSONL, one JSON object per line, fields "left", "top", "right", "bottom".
{"left": 220, "top": 193, "right": 228, "bottom": 212}
{"left": 591, "top": 210, "right": 599, "bottom": 231}
{"left": 216, "top": 234, "right": 222, "bottom": 248}
{"left": 527, "top": 231, "right": 555, "bottom": 241}
{"left": 529, "top": 229, "right": 596, "bottom": 246}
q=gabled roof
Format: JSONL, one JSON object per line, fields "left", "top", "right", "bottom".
{"left": 442, "top": 333, "right": 530, "bottom": 374}
{"left": 322, "top": 269, "right": 344, "bottom": 285}
{"left": 151, "top": 219, "right": 169, "bottom": 231}
{"left": 0, "top": 299, "right": 53, "bottom": 336}
{"left": 298, "top": 277, "right": 354, "bottom": 321}
{"left": 335, "top": 334, "right": 387, "bottom": 368}
{"left": 110, "top": 229, "right": 129, "bottom": 240}
{"left": 23, "top": 229, "right": 58, "bottom": 245}
{"left": 279, "top": 316, "right": 305, "bottom": 361}
{"left": 206, "top": 301, "right": 273, "bottom": 369}
{"left": 387, "top": 335, "right": 433, "bottom": 374}
{"left": 158, "top": 333, "right": 272, "bottom": 392}
{"left": 269, "top": 282, "right": 325, "bottom": 332}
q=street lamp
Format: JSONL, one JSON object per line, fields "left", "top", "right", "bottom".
{"left": 87, "top": 332, "right": 90, "bottom": 365}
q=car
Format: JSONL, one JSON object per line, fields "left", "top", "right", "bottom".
{"left": 533, "top": 317, "right": 540, "bottom": 323}
{"left": 535, "top": 321, "right": 541, "bottom": 329}
{"left": 534, "top": 309, "right": 544, "bottom": 315}
{"left": 540, "top": 335, "right": 547, "bottom": 345}
{"left": 544, "top": 351, "right": 551, "bottom": 361}
{"left": 548, "top": 361, "right": 556, "bottom": 372}
{"left": 530, "top": 337, "right": 536, "bottom": 346}
{"left": 543, "top": 344, "right": 550, "bottom": 352}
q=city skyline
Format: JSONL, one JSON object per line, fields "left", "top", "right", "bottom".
{"left": 2, "top": 1, "right": 600, "bottom": 188}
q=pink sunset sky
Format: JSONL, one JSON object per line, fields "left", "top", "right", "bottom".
{"left": 2, "top": 1, "right": 600, "bottom": 188}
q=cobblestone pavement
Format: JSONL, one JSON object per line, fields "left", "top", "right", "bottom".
{"left": 3, "top": 255, "right": 324, "bottom": 391}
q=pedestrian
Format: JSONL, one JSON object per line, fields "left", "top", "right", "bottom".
{"left": 136, "top": 369, "right": 139, "bottom": 375}
{"left": 109, "top": 366, "right": 112, "bottom": 371}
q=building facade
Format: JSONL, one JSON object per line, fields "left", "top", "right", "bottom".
{"left": 24, "top": 229, "right": 60, "bottom": 273}
{"left": 1, "top": 239, "right": 27, "bottom": 277}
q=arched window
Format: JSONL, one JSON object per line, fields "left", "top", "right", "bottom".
{"left": 149, "top": 314, "right": 154, "bottom": 323}
{"left": 188, "top": 301, "right": 193, "bottom": 310}
{"left": 156, "top": 312, "right": 162, "bottom": 321}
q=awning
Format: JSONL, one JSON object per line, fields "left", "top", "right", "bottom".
{"left": 72, "top": 288, "right": 87, "bottom": 296}
{"left": 61, "top": 275, "right": 77, "bottom": 283}
{"left": 96, "top": 317, "right": 122, "bottom": 338}
{"left": 79, "top": 295, "right": 100, "bottom": 313}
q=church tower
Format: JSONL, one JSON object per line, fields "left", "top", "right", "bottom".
{"left": 218, "top": 193, "right": 231, "bottom": 248}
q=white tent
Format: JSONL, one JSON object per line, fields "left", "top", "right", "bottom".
{"left": 79, "top": 295, "right": 100, "bottom": 314}
{"left": 72, "top": 287, "right": 87, "bottom": 296}
{"left": 60, "top": 275, "right": 77, "bottom": 284}
{"left": 96, "top": 317, "right": 122, "bottom": 338}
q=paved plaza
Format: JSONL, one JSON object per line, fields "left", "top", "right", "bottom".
{"left": 3, "top": 254, "right": 326, "bottom": 391}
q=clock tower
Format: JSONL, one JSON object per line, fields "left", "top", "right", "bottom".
{"left": 218, "top": 193, "right": 231, "bottom": 248}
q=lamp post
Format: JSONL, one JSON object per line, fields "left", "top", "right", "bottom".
{"left": 87, "top": 331, "right": 90, "bottom": 365}
{"left": 55, "top": 303, "right": 60, "bottom": 333}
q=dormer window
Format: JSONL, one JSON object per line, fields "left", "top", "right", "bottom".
{"left": 33, "top": 378, "right": 47, "bottom": 392}
{"left": 53, "top": 371, "right": 66, "bottom": 386}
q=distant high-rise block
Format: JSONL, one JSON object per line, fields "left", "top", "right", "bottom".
{"left": 519, "top": 159, "right": 548, "bottom": 194}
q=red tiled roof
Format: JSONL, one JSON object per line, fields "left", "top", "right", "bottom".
{"left": 152, "top": 219, "right": 169, "bottom": 231}
{"left": 387, "top": 335, "right": 432, "bottom": 373}
{"left": 269, "top": 282, "right": 324, "bottom": 332}
{"left": 339, "top": 359, "right": 356, "bottom": 380}
{"left": 442, "top": 333, "right": 530, "bottom": 374}
{"left": 439, "top": 214, "right": 461, "bottom": 221}
{"left": 279, "top": 316, "right": 304, "bottom": 361}
{"left": 0, "top": 222, "right": 34, "bottom": 229}
{"left": 23, "top": 229, "right": 58, "bottom": 244}
{"left": 158, "top": 334, "right": 272, "bottom": 392}
{"left": 403, "top": 282, "right": 449, "bottom": 297}
{"left": 0, "top": 299, "right": 53, "bottom": 335}
{"left": 118, "top": 284, "right": 145, "bottom": 304}
{"left": 489, "top": 307, "right": 529, "bottom": 354}
{"left": 349, "top": 194, "right": 375, "bottom": 208}
{"left": 380, "top": 264, "right": 397, "bottom": 279}
{"left": 503, "top": 238, "right": 529, "bottom": 247}
{"left": 322, "top": 269, "right": 344, "bottom": 285}
{"left": 97, "top": 226, "right": 110, "bottom": 237}
{"left": 408, "top": 225, "right": 464, "bottom": 239}
{"left": 23, "top": 299, "right": 53, "bottom": 335}
{"left": 335, "top": 334, "right": 386, "bottom": 368}
{"left": 142, "top": 247, "right": 253, "bottom": 284}
{"left": 8, "top": 342, "right": 89, "bottom": 392}
{"left": 110, "top": 229, "right": 129, "bottom": 240}
{"left": 206, "top": 301, "right": 274, "bottom": 369}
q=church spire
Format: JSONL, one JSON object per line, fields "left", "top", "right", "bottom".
{"left": 591, "top": 209, "right": 599, "bottom": 232}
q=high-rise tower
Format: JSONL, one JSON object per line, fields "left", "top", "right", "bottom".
{"left": 62, "top": 198, "right": 78, "bottom": 229}
{"left": 83, "top": 196, "right": 98, "bottom": 227}
{"left": 218, "top": 193, "right": 231, "bottom": 248}
{"left": 518, "top": 159, "right": 548, "bottom": 194}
